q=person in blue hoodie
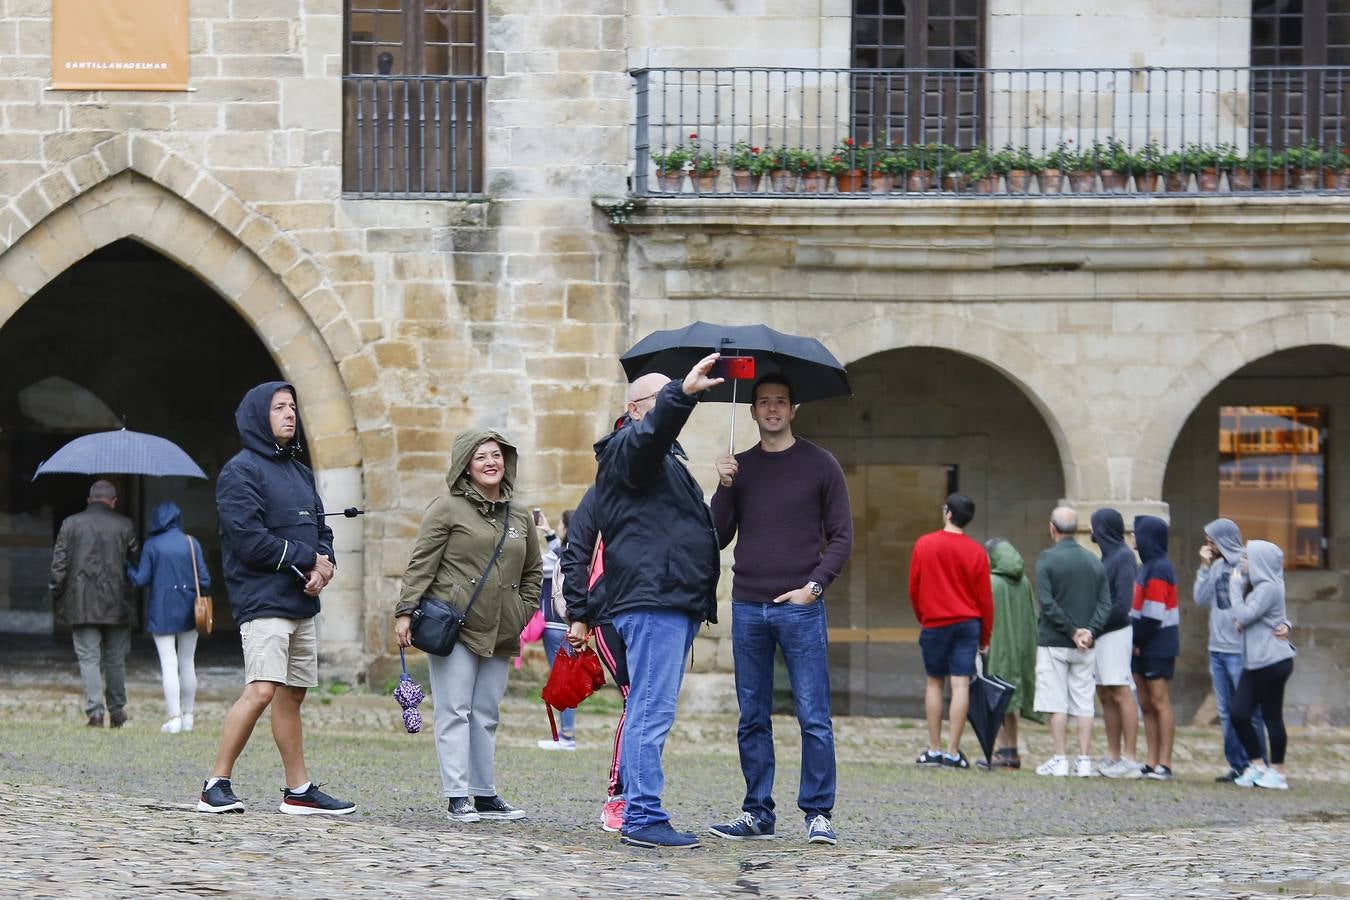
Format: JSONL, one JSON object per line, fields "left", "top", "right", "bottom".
{"left": 1130, "top": 515, "right": 1179, "bottom": 780}
{"left": 1089, "top": 508, "right": 1141, "bottom": 779}
{"left": 197, "top": 382, "right": 354, "bottom": 817}
{"left": 127, "top": 500, "right": 210, "bottom": 735}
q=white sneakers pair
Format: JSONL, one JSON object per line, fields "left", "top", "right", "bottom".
{"left": 161, "top": 714, "right": 194, "bottom": 734}
{"left": 1235, "top": 765, "right": 1289, "bottom": 790}
{"left": 1035, "top": 755, "right": 1096, "bottom": 777}
{"left": 1099, "top": 757, "right": 1145, "bottom": 779}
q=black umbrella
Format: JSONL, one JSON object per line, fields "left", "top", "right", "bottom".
{"left": 620, "top": 322, "right": 851, "bottom": 451}
{"left": 33, "top": 429, "right": 208, "bottom": 480}
{"left": 967, "top": 655, "right": 1016, "bottom": 770}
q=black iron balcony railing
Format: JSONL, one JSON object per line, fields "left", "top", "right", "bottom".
{"left": 342, "top": 74, "right": 486, "bottom": 198}
{"left": 631, "top": 66, "right": 1350, "bottom": 198}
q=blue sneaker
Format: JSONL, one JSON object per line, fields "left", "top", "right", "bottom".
{"left": 806, "top": 815, "right": 837, "bottom": 846}
{"left": 621, "top": 821, "right": 701, "bottom": 849}
{"left": 709, "top": 812, "right": 775, "bottom": 840}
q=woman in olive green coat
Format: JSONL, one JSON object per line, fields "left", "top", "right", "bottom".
{"left": 984, "top": 538, "right": 1041, "bottom": 768}
{"left": 394, "top": 428, "right": 542, "bottom": 823}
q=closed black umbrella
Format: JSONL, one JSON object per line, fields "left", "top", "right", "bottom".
{"left": 968, "top": 655, "right": 1017, "bottom": 770}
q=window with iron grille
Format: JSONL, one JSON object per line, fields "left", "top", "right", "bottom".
{"left": 1251, "top": 0, "right": 1349, "bottom": 149}
{"left": 343, "top": 0, "right": 485, "bottom": 197}
{"left": 851, "top": 0, "right": 986, "bottom": 149}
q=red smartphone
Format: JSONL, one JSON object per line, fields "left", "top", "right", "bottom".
{"left": 712, "top": 356, "right": 756, "bottom": 380}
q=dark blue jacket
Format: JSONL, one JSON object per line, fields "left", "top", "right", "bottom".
{"left": 216, "top": 381, "right": 334, "bottom": 625}
{"left": 590, "top": 382, "right": 719, "bottom": 623}
{"left": 1089, "top": 507, "right": 1137, "bottom": 635}
{"left": 559, "top": 486, "right": 610, "bottom": 626}
{"left": 127, "top": 501, "right": 210, "bottom": 634}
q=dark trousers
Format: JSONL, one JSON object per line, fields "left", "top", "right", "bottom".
{"left": 1231, "top": 658, "right": 1294, "bottom": 766}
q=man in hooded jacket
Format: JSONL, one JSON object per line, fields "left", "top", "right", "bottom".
{"left": 1089, "top": 508, "right": 1142, "bottom": 779}
{"left": 197, "top": 382, "right": 354, "bottom": 816}
{"left": 1130, "top": 515, "right": 1179, "bottom": 779}
{"left": 566, "top": 353, "right": 723, "bottom": 849}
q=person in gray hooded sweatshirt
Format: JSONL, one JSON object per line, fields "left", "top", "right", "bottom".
{"left": 1229, "top": 540, "right": 1296, "bottom": 790}
{"left": 1194, "top": 518, "right": 1266, "bottom": 782}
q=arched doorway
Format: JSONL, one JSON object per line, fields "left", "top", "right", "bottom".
{"left": 1163, "top": 344, "right": 1350, "bottom": 725}
{"left": 795, "top": 347, "right": 1065, "bottom": 716}
{"left": 0, "top": 239, "right": 285, "bottom": 635}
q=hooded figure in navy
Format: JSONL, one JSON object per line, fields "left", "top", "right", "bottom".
{"left": 127, "top": 500, "right": 211, "bottom": 634}
{"left": 215, "top": 381, "right": 334, "bottom": 625}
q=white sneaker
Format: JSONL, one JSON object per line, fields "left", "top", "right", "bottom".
{"left": 1102, "top": 757, "right": 1143, "bottom": 780}
{"left": 1255, "top": 768, "right": 1288, "bottom": 790}
{"left": 1036, "top": 755, "right": 1069, "bottom": 777}
{"left": 1234, "top": 765, "right": 1261, "bottom": 788}
{"left": 536, "top": 737, "right": 576, "bottom": 751}
{"left": 161, "top": 717, "right": 183, "bottom": 734}
{"left": 1074, "top": 755, "right": 1097, "bottom": 777}
{"left": 182, "top": 714, "right": 194, "bottom": 732}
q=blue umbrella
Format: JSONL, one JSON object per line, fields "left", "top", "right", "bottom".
{"left": 33, "top": 429, "right": 208, "bottom": 480}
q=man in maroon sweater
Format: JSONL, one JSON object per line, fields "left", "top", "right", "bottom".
{"left": 707, "top": 374, "right": 853, "bottom": 846}
{"left": 908, "top": 493, "right": 994, "bottom": 769}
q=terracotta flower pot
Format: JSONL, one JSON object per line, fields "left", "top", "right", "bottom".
{"left": 1323, "top": 169, "right": 1350, "bottom": 190}
{"left": 656, "top": 170, "right": 685, "bottom": 193}
{"left": 1040, "top": 168, "right": 1064, "bottom": 193}
{"left": 693, "top": 173, "right": 718, "bottom": 193}
{"left": 1068, "top": 171, "right": 1096, "bottom": 193}
{"left": 944, "top": 172, "right": 970, "bottom": 193}
{"left": 905, "top": 170, "right": 932, "bottom": 192}
{"left": 798, "top": 172, "right": 825, "bottom": 193}
{"left": 730, "top": 169, "right": 758, "bottom": 193}
{"left": 869, "top": 171, "right": 895, "bottom": 194}
{"left": 835, "top": 169, "right": 866, "bottom": 193}
{"left": 1006, "top": 169, "right": 1034, "bottom": 193}
{"left": 1165, "top": 172, "right": 1190, "bottom": 192}
{"left": 768, "top": 169, "right": 792, "bottom": 193}
{"left": 1100, "top": 170, "right": 1128, "bottom": 192}
{"left": 1293, "top": 168, "right": 1319, "bottom": 191}
{"left": 1228, "top": 169, "right": 1255, "bottom": 191}
{"left": 1196, "top": 168, "right": 1221, "bottom": 192}
{"left": 1256, "top": 170, "right": 1286, "bottom": 191}
{"left": 973, "top": 175, "right": 999, "bottom": 194}
{"left": 1135, "top": 172, "right": 1163, "bottom": 193}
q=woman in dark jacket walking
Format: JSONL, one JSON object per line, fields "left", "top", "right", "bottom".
{"left": 394, "top": 429, "right": 542, "bottom": 824}
{"left": 127, "top": 500, "right": 210, "bottom": 734}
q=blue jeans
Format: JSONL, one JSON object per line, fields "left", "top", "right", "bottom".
{"left": 1211, "top": 650, "right": 1266, "bottom": 771}
{"left": 732, "top": 599, "right": 835, "bottom": 825}
{"left": 541, "top": 627, "right": 575, "bottom": 737}
{"left": 614, "top": 607, "right": 700, "bottom": 831}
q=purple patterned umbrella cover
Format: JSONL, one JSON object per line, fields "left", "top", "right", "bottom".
{"left": 393, "top": 648, "right": 425, "bottom": 734}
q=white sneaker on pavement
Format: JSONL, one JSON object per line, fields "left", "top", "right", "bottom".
{"left": 1036, "top": 755, "right": 1069, "bottom": 777}
{"left": 1255, "top": 768, "right": 1288, "bottom": 790}
{"left": 1074, "top": 755, "right": 1097, "bottom": 777}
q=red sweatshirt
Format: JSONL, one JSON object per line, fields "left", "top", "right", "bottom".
{"left": 908, "top": 529, "right": 995, "bottom": 647}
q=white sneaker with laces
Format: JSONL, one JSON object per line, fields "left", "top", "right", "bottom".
{"left": 1255, "top": 768, "right": 1288, "bottom": 790}
{"left": 161, "top": 717, "right": 182, "bottom": 734}
{"left": 1074, "top": 755, "right": 1097, "bottom": 777}
{"left": 1234, "top": 765, "right": 1261, "bottom": 788}
{"left": 536, "top": 737, "right": 577, "bottom": 751}
{"left": 1036, "top": 755, "right": 1069, "bottom": 777}
{"left": 182, "top": 714, "right": 194, "bottom": 732}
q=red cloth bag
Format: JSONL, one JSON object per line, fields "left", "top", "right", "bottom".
{"left": 540, "top": 644, "right": 605, "bottom": 740}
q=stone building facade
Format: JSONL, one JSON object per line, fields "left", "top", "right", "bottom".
{"left": 0, "top": 1, "right": 1345, "bottom": 723}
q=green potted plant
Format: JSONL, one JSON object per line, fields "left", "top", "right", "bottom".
{"left": 1285, "top": 142, "right": 1323, "bottom": 190}
{"left": 985, "top": 144, "right": 1016, "bottom": 193}
{"left": 761, "top": 146, "right": 793, "bottom": 193}
{"left": 906, "top": 143, "right": 951, "bottom": 192}
{"left": 1245, "top": 145, "right": 1286, "bottom": 191}
{"left": 650, "top": 134, "right": 697, "bottom": 192}
{"left": 787, "top": 148, "right": 825, "bottom": 193}
{"left": 722, "top": 141, "right": 763, "bottom": 193}
{"left": 1004, "top": 145, "right": 1042, "bottom": 193}
{"left": 1324, "top": 144, "right": 1350, "bottom": 190}
{"left": 1065, "top": 141, "right": 1096, "bottom": 194}
{"left": 1099, "top": 137, "right": 1133, "bottom": 192}
{"left": 1158, "top": 148, "right": 1188, "bottom": 192}
{"left": 941, "top": 149, "right": 971, "bottom": 192}
{"left": 1041, "top": 139, "right": 1076, "bottom": 193}
{"left": 1134, "top": 140, "right": 1165, "bottom": 192}
{"left": 691, "top": 150, "right": 719, "bottom": 193}
{"left": 829, "top": 137, "right": 866, "bottom": 192}
{"left": 863, "top": 143, "right": 896, "bottom": 194}
{"left": 1213, "top": 143, "right": 1249, "bottom": 191}
{"left": 1181, "top": 143, "right": 1219, "bottom": 191}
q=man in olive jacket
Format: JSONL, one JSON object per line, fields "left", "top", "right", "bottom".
{"left": 50, "top": 479, "right": 139, "bottom": 728}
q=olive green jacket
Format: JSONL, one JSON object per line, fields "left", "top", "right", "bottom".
{"left": 395, "top": 429, "right": 542, "bottom": 657}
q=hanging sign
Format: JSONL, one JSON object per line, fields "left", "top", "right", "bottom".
{"left": 51, "top": 0, "right": 190, "bottom": 91}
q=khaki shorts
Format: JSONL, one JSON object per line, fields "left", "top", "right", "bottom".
{"left": 1034, "top": 645, "right": 1096, "bottom": 717}
{"left": 240, "top": 616, "right": 318, "bottom": 688}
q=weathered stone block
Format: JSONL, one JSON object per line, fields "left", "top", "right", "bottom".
{"left": 402, "top": 282, "right": 449, "bottom": 320}
{"left": 213, "top": 20, "right": 293, "bottom": 54}
{"left": 373, "top": 341, "right": 419, "bottom": 369}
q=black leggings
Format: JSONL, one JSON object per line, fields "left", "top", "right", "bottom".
{"left": 1230, "top": 658, "right": 1294, "bottom": 765}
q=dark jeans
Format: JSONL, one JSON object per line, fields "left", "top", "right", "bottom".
{"left": 1210, "top": 650, "right": 1265, "bottom": 771}
{"left": 732, "top": 599, "right": 835, "bottom": 826}
{"left": 1232, "top": 658, "right": 1294, "bottom": 766}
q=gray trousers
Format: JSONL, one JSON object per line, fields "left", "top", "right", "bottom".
{"left": 427, "top": 641, "right": 511, "bottom": 798}
{"left": 71, "top": 625, "right": 131, "bottom": 717}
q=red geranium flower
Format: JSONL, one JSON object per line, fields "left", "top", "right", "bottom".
{"left": 844, "top": 137, "right": 855, "bottom": 147}
{"left": 689, "top": 132, "right": 698, "bottom": 139}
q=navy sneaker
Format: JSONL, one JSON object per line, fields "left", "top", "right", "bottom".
{"left": 915, "top": 749, "right": 944, "bottom": 767}
{"left": 621, "top": 821, "right": 701, "bottom": 849}
{"left": 197, "top": 778, "right": 245, "bottom": 814}
{"left": 941, "top": 750, "right": 970, "bottom": 770}
{"left": 709, "top": 812, "right": 775, "bottom": 840}
{"left": 448, "top": 797, "right": 481, "bottom": 822}
{"left": 279, "top": 783, "right": 356, "bottom": 816}
{"left": 806, "top": 815, "right": 837, "bottom": 846}
{"left": 474, "top": 795, "right": 526, "bottom": 821}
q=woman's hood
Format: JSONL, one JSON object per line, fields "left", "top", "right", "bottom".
{"left": 1246, "top": 540, "right": 1285, "bottom": 588}
{"left": 988, "top": 540, "right": 1025, "bottom": 579}
{"left": 1204, "top": 518, "right": 1244, "bottom": 566}
{"left": 447, "top": 428, "right": 518, "bottom": 504}
{"left": 149, "top": 500, "right": 182, "bottom": 535}
{"left": 1134, "top": 515, "right": 1169, "bottom": 562}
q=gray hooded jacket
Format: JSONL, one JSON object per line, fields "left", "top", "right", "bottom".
{"left": 1231, "top": 540, "right": 1296, "bottom": 670}
{"left": 1192, "top": 518, "right": 1244, "bottom": 653}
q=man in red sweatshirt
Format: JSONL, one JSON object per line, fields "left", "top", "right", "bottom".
{"left": 908, "top": 493, "right": 994, "bottom": 769}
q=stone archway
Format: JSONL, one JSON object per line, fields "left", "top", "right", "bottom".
{"left": 0, "top": 152, "right": 367, "bottom": 669}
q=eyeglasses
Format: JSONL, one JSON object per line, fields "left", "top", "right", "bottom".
{"left": 629, "top": 392, "right": 659, "bottom": 406}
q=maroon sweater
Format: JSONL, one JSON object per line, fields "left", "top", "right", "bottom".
{"left": 710, "top": 438, "right": 854, "bottom": 602}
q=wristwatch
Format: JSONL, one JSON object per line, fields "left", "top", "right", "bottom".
{"left": 806, "top": 581, "right": 823, "bottom": 598}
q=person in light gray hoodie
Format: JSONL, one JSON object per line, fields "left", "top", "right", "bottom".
{"left": 1229, "top": 540, "right": 1296, "bottom": 790}
{"left": 1193, "top": 518, "right": 1265, "bottom": 782}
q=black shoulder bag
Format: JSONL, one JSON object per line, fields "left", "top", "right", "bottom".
{"left": 410, "top": 503, "right": 512, "bottom": 657}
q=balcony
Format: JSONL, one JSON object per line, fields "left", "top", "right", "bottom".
{"left": 630, "top": 66, "right": 1350, "bottom": 199}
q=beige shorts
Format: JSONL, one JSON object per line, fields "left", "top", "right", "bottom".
{"left": 1093, "top": 626, "right": 1134, "bottom": 686}
{"left": 240, "top": 616, "right": 318, "bottom": 688}
{"left": 1034, "top": 645, "right": 1097, "bottom": 717}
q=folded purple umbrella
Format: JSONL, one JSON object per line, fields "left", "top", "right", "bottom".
{"left": 392, "top": 648, "right": 425, "bottom": 733}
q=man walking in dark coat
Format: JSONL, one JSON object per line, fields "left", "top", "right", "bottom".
{"left": 197, "top": 381, "right": 354, "bottom": 816}
{"left": 50, "top": 479, "right": 139, "bottom": 728}
{"left": 566, "top": 354, "right": 724, "bottom": 849}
